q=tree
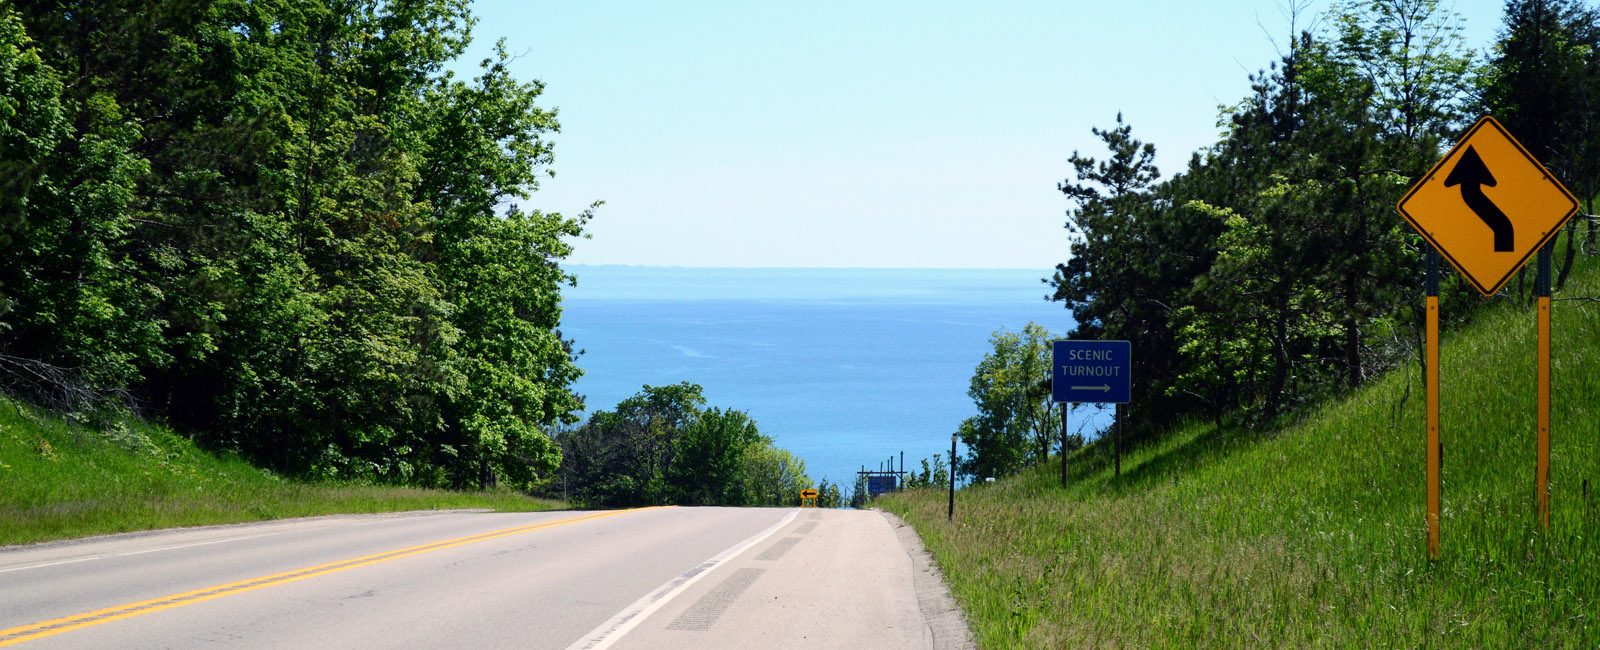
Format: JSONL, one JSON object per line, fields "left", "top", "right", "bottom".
{"left": 554, "top": 382, "right": 813, "bottom": 508}
{"left": 1048, "top": 113, "right": 1161, "bottom": 345}
{"left": 1176, "top": 32, "right": 1394, "bottom": 423}
{"left": 823, "top": 481, "right": 844, "bottom": 509}
{"left": 669, "top": 407, "right": 762, "bottom": 506}
{"left": 1329, "top": 0, "right": 1472, "bottom": 147}
{"left": 421, "top": 36, "right": 592, "bottom": 489}
{"left": 1, "top": 1, "right": 589, "bottom": 488}
{"left": 902, "top": 453, "right": 951, "bottom": 491}
{"left": 814, "top": 478, "right": 846, "bottom": 508}
{"left": 958, "top": 323, "right": 1061, "bottom": 481}
{"left": 0, "top": 3, "right": 161, "bottom": 409}
{"left": 1479, "top": 0, "right": 1600, "bottom": 288}
{"left": 1322, "top": 0, "right": 1471, "bottom": 387}
{"left": 741, "top": 444, "right": 811, "bottom": 507}
{"left": 1047, "top": 114, "right": 1211, "bottom": 431}
{"left": 557, "top": 382, "right": 705, "bottom": 506}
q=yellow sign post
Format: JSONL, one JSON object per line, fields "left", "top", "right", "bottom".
{"left": 799, "top": 489, "right": 819, "bottom": 508}
{"left": 1426, "top": 253, "right": 1441, "bottom": 558}
{"left": 1397, "top": 116, "right": 1579, "bottom": 553}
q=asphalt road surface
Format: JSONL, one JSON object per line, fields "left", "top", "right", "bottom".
{"left": 0, "top": 507, "right": 971, "bottom": 649}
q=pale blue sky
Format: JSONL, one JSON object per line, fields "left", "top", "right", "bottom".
{"left": 456, "top": 1, "right": 1505, "bottom": 269}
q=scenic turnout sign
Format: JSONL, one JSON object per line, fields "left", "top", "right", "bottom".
{"left": 1051, "top": 340, "right": 1131, "bottom": 404}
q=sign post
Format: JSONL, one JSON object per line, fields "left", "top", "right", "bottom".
{"left": 1426, "top": 245, "right": 1441, "bottom": 558}
{"left": 1397, "top": 115, "right": 1579, "bottom": 553}
{"left": 948, "top": 433, "right": 956, "bottom": 521}
{"left": 1060, "top": 402, "right": 1069, "bottom": 488}
{"left": 1537, "top": 243, "right": 1552, "bottom": 530}
{"left": 1052, "top": 340, "right": 1132, "bottom": 481}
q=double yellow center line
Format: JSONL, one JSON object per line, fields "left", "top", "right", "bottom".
{"left": 0, "top": 508, "right": 659, "bottom": 647}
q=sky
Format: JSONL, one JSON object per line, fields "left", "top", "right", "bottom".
{"left": 454, "top": 0, "right": 1507, "bottom": 269}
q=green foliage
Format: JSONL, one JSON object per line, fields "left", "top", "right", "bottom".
{"left": 813, "top": 477, "right": 846, "bottom": 508}
{"left": 0, "top": 6, "right": 64, "bottom": 237}
{"left": 0, "top": 1, "right": 588, "bottom": 490}
{"left": 1328, "top": 0, "right": 1472, "bottom": 145}
{"left": 740, "top": 443, "right": 811, "bottom": 507}
{"left": 957, "top": 323, "right": 1064, "bottom": 482}
{"left": 0, "top": 4, "right": 161, "bottom": 398}
{"left": 555, "top": 383, "right": 812, "bottom": 508}
{"left": 902, "top": 453, "right": 952, "bottom": 491}
{"left": 670, "top": 408, "right": 762, "bottom": 506}
{"left": 1477, "top": 0, "right": 1600, "bottom": 288}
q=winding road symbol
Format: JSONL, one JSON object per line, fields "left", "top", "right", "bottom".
{"left": 1444, "top": 146, "right": 1513, "bottom": 252}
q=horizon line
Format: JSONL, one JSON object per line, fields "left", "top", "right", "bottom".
{"left": 567, "top": 263, "right": 1061, "bottom": 272}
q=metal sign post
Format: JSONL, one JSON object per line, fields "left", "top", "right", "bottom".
{"left": 1426, "top": 245, "right": 1441, "bottom": 559}
{"left": 1060, "top": 402, "right": 1069, "bottom": 488}
{"left": 948, "top": 433, "right": 956, "bottom": 521}
{"left": 1537, "top": 241, "right": 1552, "bottom": 530}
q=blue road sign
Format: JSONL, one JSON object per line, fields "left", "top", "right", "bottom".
{"left": 866, "top": 474, "right": 898, "bottom": 495}
{"left": 1052, "top": 340, "right": 1131, "bottom": 404}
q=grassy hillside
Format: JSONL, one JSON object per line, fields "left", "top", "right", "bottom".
{"left": 882, "top": 255, "right": 1600, "bottom": 648}
{"left": 0, "top": 399, "right": 563, "bottom": 546}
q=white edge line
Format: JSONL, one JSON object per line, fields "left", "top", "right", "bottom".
{"left": 0, "top": 556, "right": 102, "bottom": 574}
{"left": 563, "top": 508, "right": 799, "bottom": 650}
{"left": 0, "top": 531, "right": 288, "bottom": 573}
{"left": 114, "top": 531, "right": 286, "bottom": 557}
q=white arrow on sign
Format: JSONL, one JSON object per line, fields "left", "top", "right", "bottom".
{"left": 1071, "top": 384, "right": 1111, "bottom": 392}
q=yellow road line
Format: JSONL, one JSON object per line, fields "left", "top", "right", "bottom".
{"left": 0, "top": 507, "right": 663, "bottom": 647}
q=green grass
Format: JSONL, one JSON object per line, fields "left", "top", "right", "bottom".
{"left": 0, "top": 399, "right": 564, "bottom": 546}
{"left": 882, "top": 256, "right": 1600, "bottom": 648}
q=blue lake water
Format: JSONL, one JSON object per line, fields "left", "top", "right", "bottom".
{"left": 561, "top": 266, "right": 1110, "bottom": 489}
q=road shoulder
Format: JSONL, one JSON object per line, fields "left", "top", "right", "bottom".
{"left": 598, "top": 507, "right": 975, "bottom": 650}
{"left": 880, "top": 509, "right": 977, "bottom": 650}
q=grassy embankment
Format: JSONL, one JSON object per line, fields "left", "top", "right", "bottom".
{"left": 0, "top": 400, "right": 563, "bottom": 546}
{"left": 882, "top": 255, "right": 1600, "bottom": 648}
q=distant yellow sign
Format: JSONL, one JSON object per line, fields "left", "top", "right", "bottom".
{"left": 799, "top": 489, "right": 818, "bottom": 507}
{"left": 1397, "top": 115, "right": 1579, "bottom": 296}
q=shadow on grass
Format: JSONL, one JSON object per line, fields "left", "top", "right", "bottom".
{"left": 1055, "top": 421, "right": 1276, "bottom": 497}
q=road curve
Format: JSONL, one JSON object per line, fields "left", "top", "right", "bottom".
{"left": 1, "top": 507, "right": 967, "bottom": 649}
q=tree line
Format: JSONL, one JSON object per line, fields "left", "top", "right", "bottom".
{"left": 0, "top": 0, "right": 590, "bottom": 490}
{"left": 552, "top": 382, "right": 826, "bottom": 508}
{"left": 956, "top": 0, "right": 1600, "bottom": 481}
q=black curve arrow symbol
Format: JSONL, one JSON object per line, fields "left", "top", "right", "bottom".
{"left": 1443, "top": 146, "right": 1513, "bottom": 252}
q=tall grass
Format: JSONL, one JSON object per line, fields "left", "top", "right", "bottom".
{"left": 883, "top": 256, "right": 1600, "bottom": 648}
{"left": 0, "top": 400, "right": 563, "bottom": 546}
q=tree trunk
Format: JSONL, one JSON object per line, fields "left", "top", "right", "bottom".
{"left": 1344, "top": 271, "right": 1361, "bottom": 389}
{"left": 1555, "top": 221, "right": 1576, "bottom": 291}
{"left": 1264, "top": 285, "right": 1291, "bottom": 424}
{"left": 1586, "top": 198, "right": 1596, "bottom": 245}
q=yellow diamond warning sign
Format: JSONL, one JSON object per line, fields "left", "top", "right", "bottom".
{"left": 1396, "top": 115, "right": 1579, "bottom": 296}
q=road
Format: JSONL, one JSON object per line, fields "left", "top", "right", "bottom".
{"left": 0, "top": 507, "right": 970, "bottom": 649}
